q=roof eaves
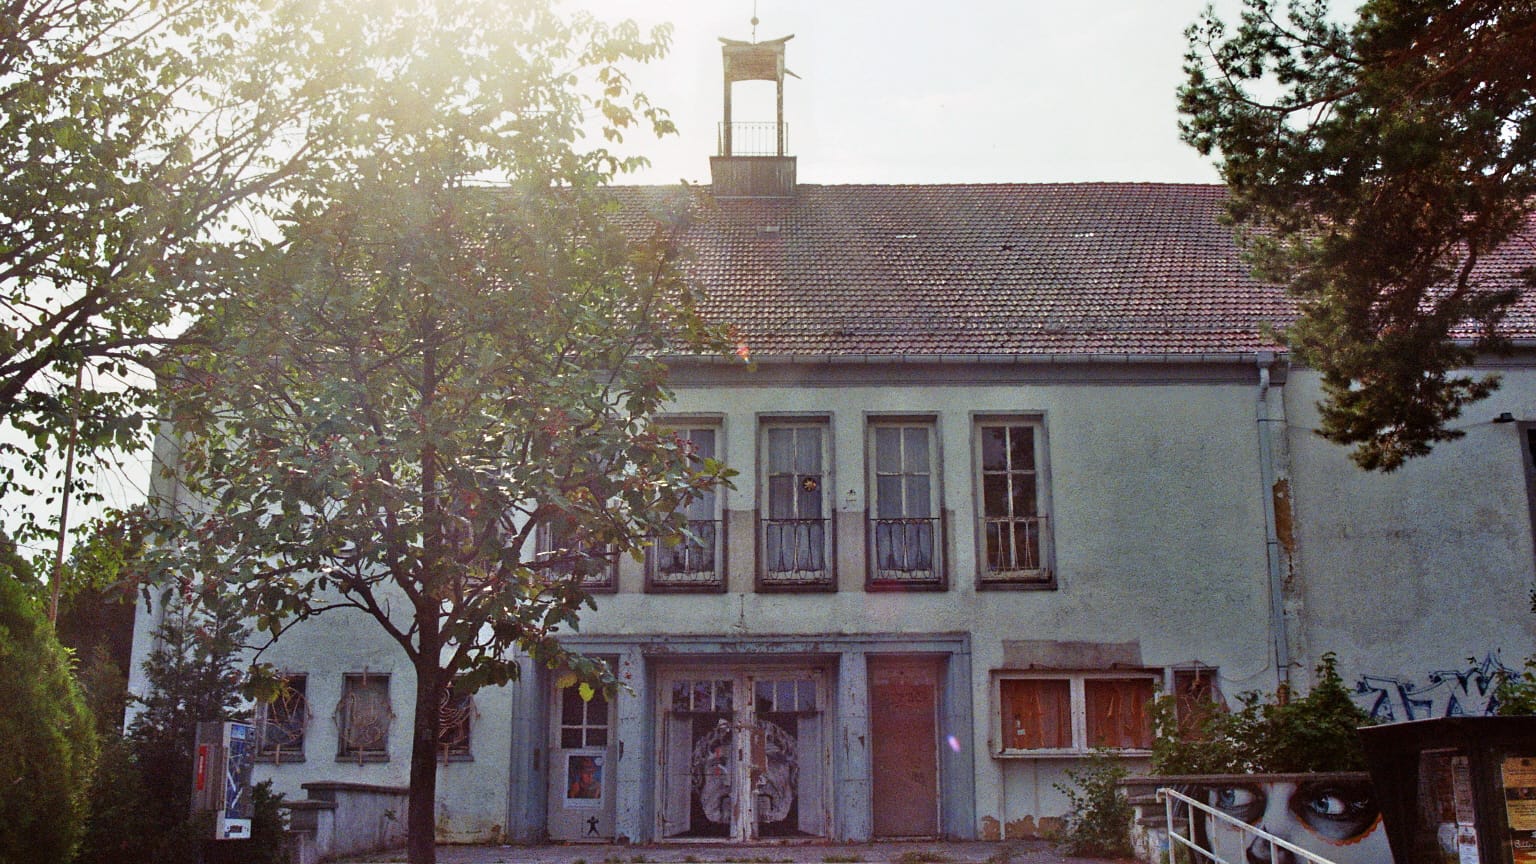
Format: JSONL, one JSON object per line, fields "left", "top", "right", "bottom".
{"left": 662, "top": 351, "right": 1286, "bottom": 366}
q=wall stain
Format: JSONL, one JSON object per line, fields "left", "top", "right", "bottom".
{"left": 1272, "top": 477, "right": 1295, "bottom": 558}
{"left": 998, "top": 816, "right": 1062, "bottom": 839}
{"left": 980, "top": 816, "right": 1000, "bottom": 841}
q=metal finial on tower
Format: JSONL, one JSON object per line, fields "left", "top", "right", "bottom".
{"left": 751, "top": 0, "right": 758, "bottom": 41}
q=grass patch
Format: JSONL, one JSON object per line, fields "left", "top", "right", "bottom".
{"left": 895, "top": 852, "right": 950, "bottom": 864}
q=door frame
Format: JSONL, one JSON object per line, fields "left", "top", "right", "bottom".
{"left": 653, "top": 663, "right": 831, "bottom": 842}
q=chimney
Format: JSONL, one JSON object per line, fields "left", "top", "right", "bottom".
{"left": 711, "top": 34, "right": 797, "bottom": 198}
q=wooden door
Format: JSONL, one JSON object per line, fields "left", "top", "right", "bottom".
{"left": 869, "top": 657, "right": 940, "bottom": 838}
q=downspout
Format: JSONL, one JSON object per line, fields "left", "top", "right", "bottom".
{"left": 1255, "top": 353, "right": 1293, "bottom": 689}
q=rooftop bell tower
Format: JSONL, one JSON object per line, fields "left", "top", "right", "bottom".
{"left": 710, "top": 31, "right": 797, "bottom": 198}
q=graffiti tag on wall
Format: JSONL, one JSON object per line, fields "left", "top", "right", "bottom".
{"left": 1351, "top": 653, "right": 1514, "bottom": 721}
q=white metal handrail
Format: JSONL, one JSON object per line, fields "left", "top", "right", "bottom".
{"left": 1158, "top": 786, "right": 1341, "bottom": 864}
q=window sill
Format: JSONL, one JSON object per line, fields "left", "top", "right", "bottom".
{"left": 866, "top": 577, "right": 948, "bottom": 592}
{"left": 254, "top": 754, "right": 306, "bottom": 764}
{"left": 755, "top": 577, "right": 837, "bottom": 593}
{"left": 977, "top": 572, "right": 1056, "bottom": 591}
{"left": 335, "top": 752, "right": 390, "bottom": 763}
{"left": 994, "top": 748, "right": 1153, "bottom": 760}
{"left": 438, "top": 752, "right": 474, "bottom": 763}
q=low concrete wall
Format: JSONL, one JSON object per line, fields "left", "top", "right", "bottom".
{"left": 283, "top": 781, "right": 408, "bottom": 864}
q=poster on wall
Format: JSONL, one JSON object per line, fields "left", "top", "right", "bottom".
{"left": 564, "top": 752, "right": 604, "bottom": 808}
{"left": 1502, "top": 756, "right": 1536, "bottom": 864}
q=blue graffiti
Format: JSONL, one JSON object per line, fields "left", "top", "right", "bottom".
{"left": 1351, "top": 653, "right": 1515, "bottom": 721}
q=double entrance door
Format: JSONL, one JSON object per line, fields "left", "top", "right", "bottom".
{"left": 657, "top": 668, "right": 828, "bottom": 841}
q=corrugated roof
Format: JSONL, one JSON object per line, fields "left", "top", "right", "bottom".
{"left": 608, "top": 182, "right": 1536, "bottom": 358}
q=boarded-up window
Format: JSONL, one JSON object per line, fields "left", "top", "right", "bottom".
{"left": 1001, "top": 679, "right": 1071, "bottom": 749}
{"left": 996, "top": 672, "right": 1159, "bottom": 753}
{"left": 1085, "top": 678, "right": 1154, "bottom": 749}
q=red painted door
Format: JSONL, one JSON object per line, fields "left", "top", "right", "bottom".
{"left": 869, "top": 658, "right": 940, "bottom": 838}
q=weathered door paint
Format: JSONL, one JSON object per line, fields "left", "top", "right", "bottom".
{"left": 870, "top": 657, "right": 940, "bottom": 838}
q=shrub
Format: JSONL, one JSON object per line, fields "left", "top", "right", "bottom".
{"left": 1055, "top": 748, "right": 1134, "bottom": 858}
{"left": 1151, "top": 653, "right": 1370, "bottom": 774}
{"left": 77, "top": 585, "right": 267, "bottom": 864}
{"left": 1495, "top": 657, "right": 1536, "bottom": 716}
{"left": 0, "top": 574, "right": 99, "bottom": 863}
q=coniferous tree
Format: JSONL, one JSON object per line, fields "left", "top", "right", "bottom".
{"left": 1180, "top": 0, "right": 1536, "bottom": 470}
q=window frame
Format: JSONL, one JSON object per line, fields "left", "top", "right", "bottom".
{"left": 255, "top": 672, "right": 309, "bottom": 764}
{"left": 757, "top": 416, "right": 835, "bottom": 592}
{"left": 535, "top": 519, "right": 618, "bottom": 594}
{"left": 335, "top": 672, "right": 393, "bottom": 763}
{"left": 1170, "top": 666, "right": 1224, "bottom": 741}
{"left": 866, "top": 416, "right": 946, "bottom": 591}
{"left": 991, "top": 670, "right": 1158, "bottom": 757}
{"left": 437, "top": 679, "right": 477, "bottom": 763}
{"left": 646, "top": 420, "right": 727, "bottom": 594}
{"left": 973, "top": 415, "right": 1055, "bottom": 590}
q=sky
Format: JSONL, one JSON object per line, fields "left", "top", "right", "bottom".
{"left": 576, "top": 0, "right": 1233, "bottom": 186}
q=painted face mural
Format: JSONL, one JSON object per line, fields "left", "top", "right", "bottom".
{"left": 1205, "top": 779, "right": 1391, "bottom": 864}
{"left": 754, "top": 719, "right": 799, "bottom": 824}
{"left": 691, "top": 720, "right": 735, "bottom": 825}
{"left": 690, "top": 718, "right": 800, "bottom": 827}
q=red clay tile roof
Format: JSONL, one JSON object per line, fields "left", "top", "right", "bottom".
{"left": 609, "top": 182, "right": 1536, "bottom": 358}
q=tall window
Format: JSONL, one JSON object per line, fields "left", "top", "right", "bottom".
{"left": 869, "top": 421, "right": 943, "bottom": 589}
{"left": 976, "top": 419, "right": 1053, "bottom": 588}
{"left": 996, "top": 673, "right": 1155, "bottom": 754}
{"left": 336, "top": 673, "right": 393, "bottom": 762}
{"left": 648, "top": 426, "right": 724, "bottom": 592}
{"left": 256, "top": 673, "right": 309, "bottom": 763}
{"left": 760, "top": 421, "right": 832, "bottom": 590}
{"left": 535, "top": 519, "right": 617, "bottom": 593}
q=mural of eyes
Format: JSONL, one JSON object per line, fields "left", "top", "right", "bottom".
{"left": 1289, "top": 781, "right": 1379, "bottom": 843}
{"left": 1212, "top": 784, "right": 1266, "bottom": 824}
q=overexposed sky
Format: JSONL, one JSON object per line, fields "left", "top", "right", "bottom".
{"left": 577, "top": 0, "right": 1233, "bottom": 185}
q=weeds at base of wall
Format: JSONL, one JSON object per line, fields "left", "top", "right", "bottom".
{"left": 1054, "top": 749, "right": 1134, "bottom": 859}
{"left": 982, "top": 848, "right": 1015, "bottom": 864}
{"left": 893, "top": 851, "right": 950, "bottom": 864}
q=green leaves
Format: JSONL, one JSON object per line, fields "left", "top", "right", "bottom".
{"left": 134, "top": 4, "right": 729, "bottom": 859}
{"left": 1181, "top": 0, "right": 1536, "bottom": 470}
{"left": 1151, "top": 653, "right": 1371, "bottom": 774}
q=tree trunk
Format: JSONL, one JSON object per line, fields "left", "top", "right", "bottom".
{"left": 407, "top": 640, "right": 443, "bottom": 864}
